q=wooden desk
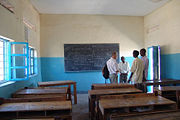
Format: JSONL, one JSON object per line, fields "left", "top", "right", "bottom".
{"left": 12, "top": 117, "right": 69, "bottom": 120}
{"left": 111, "top": 111, "right": 180, "bottom": 120}
{"left": 154, "top": 86, "right": 180, "bottom": 108}
{"left": 38, "top": 81, "right": 77, "bottom": 104}
{"left": 0, "top": 101, "right": 72, "bottom": 120}
{"left": 88, "top": 88, "right": 142, "bottom": 120}
{"left": 143, "top": 79, "right": 180, "bottom": 92}
{"left": 12, "top": 87, "right": 68, "bottom": 99}
{"left": 99, "top": 93, "right": 177, "bottom": 120}
{"left": 91, "top": 83, "right": 134, "bottom": 90}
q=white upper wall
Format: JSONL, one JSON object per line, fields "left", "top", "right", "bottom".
{"left": 0, "top": 0, "right": 40, "bottom": 56}
{"left": 31, "top": 0, "right": 169, "bottom": 16}
{"left": 144, "top": 0, "right": 180, "bottom": 54}
{"left": 40, "top": 14, "right": 144, "bottom": 57}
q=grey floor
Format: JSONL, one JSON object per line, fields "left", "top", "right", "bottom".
{"left": 72, "top": 94, "right": 89, "bottom": 120}
{"left": 72, "top": 94, "right": 180, "bottom": 120}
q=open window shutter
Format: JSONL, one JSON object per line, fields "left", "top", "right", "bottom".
{"left": 147, "top": 46, "right": 161, "bottom": 80}
{"left": 9, "top": 42, "right": 29, "bottom": 81}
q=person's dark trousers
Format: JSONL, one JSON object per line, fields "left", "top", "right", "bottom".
{"left": 120, "top": 73, "right": 128, "bottom": 83}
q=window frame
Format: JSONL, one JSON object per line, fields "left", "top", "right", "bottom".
{"left": 0, "top": 37, "right": 10, "bottom": 83}
{"left": 9, "top": 42, "right": 29, "bottom": 81}
{"left": 29, "top": 47, "right": 37, "bottom": 76}
{"left": 0, "top": 35, "right": 38, "bottom": 83}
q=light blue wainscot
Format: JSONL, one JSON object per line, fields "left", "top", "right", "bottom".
{"left": 40, "top": 57, "right": 134, "bottom": 93}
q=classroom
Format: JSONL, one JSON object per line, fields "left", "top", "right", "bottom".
{"left": 0, "top": 0, "right": 180, "bottom": 120}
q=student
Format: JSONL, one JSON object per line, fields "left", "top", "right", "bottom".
{"left": 128, "top": 50, "right": 144, "bottom": 84}
{"left": 140, "top": 48, "right": 149, "bottom": 81}
{"left": 118, "top": 56, "right": 130, "bottom": 83}
{"left": 107, "top": 52, "right": 119, "bottom": 83}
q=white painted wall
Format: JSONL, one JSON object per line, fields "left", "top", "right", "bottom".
{"left": 0, "top": 0, "right": 40, "bottom": 56}
{"left": 40, "top": 14, "right": 144, "bottom": 57}
{"left": 144, "top": 0, "right": 180, "bottom": 54}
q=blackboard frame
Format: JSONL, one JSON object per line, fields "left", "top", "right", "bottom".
{"left": 64, "top": 43, "right": 119, "bottom": 72}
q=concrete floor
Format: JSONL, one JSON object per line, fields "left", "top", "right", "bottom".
{"left": 72, "top": 94, "right": 89, "bottom": 120}
{"left": 72, "top": 94, "right": 180, "bottom": 120}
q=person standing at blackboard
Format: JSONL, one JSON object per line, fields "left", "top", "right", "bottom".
{"left": 118, "top": 56, "right": 130, "bottom": 83}
{"left": 107, "top": 52, "right": 119, "bottom": 83}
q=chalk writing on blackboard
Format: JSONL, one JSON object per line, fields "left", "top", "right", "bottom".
{"left": 64, "top": 44, "right": 119, "bottom": 72}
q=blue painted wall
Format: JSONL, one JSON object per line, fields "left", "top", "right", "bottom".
{"left": 0, "top": 58, "right": 42, "bottom": 98}
{"left": 41, "top": 57, "right": 134, "bottom": 92}
{"left": 161, "top": 53, "right": 180, "bottom": 80}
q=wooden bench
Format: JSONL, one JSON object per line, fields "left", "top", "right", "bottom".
{"left": 12, "top": 87, "right": 69, "bottom": 101}
{"left": 111, "top": 111, "right": 180, "bottom": 120}
{"left": 38, "top": 81, "right": 77, "bottom": 104}
{"left": 154, "top": 86, "right": 180, "bottom": 108}
{"left": 0, "top": 99, "right": 72, "bottom": 120}
{"left": 143, "top": 79, "right": 180, "bottom": 92}
{"left": 91, "top": 83, "right": 135, "bottom": 90}
{"left": 2, "top": 97, "right": 67, "bottom": 103}
{"left": 88, "top": 87, "right": 142, "bottom": 120}
{"left": 13, "top": 118, "right": 55, "bottom": 120}
{"left": 98, "top": 93, "right": 177, "bottom": 120}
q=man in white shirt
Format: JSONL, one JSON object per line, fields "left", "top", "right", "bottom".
{"left": 107, "top": 52, "right": 119, "bottom": 83}
{"left": 140, "top": 48, "right": 149, "bottom": 81}
{"left": 129, "top": 50, "right": 144, "bottom": 84}
{"left": 118, "top": 56, "right": 130, "bottom": 83}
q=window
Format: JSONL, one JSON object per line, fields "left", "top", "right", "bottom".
{"left": 0, "top": 39, "right": 4, "bottom": 81}
{"left": 0, "top": 35, "right": 37, "bottom": 82}
{"left": 0, "top": 38, "right": 9, "bottom": 82}
{"left": 29, "top": 47, "right": 37, "bottom": 76}
{"left": 9, "top": 42, "right": 29, "bottom": 81}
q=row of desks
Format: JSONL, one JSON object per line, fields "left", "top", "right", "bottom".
{"left": 38, "top": 80, "right": 77, "bottom": 104}
{"left": 99, "top": 94, "right": 177, "bottom": 120}
{"left": 89, "top": 83, "right": 179, "bottom": 120}
{"left": 0, "top": 80, "right": 78, "bottom": 120}
{"left": 89, "top": 84, "right": 142, "bottom": 120}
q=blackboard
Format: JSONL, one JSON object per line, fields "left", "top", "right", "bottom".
{"left": 64, "top": 44, "right": 119, "bottom": 72}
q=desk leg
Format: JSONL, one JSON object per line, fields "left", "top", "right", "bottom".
{"left": 103, "top": 110, "right": 108, "bottom": 120}
{"left": 176, "top": 91, "right": 180, "bottom": 109}
{"left": 89, "top": 96, "right": 91, "bottom": 117}
{"left": 144, "top": 84, "right": 147, "bottom": 93}
{"left": 74, "top": 83, "right": 77, "bottom": 104}
{"left": 90, "top": 99, "right": 95, "bottom": 120}
{"left": 68, "top": 85, "right": 72, "bottom": 103}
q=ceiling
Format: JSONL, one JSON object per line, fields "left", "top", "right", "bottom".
{"left": 30, "top": 0, "right": 170, "bottom": 16}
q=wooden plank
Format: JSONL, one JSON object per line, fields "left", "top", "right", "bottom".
{"left": 99, "top": 93, "right": 155, "bottom": 100}
{"left": 12, "top": 88, "right": 68, "bottom": 100}
{"left": 12, "top": 94, "right": 67, "bottom": 99}
{"left": 89, "top": 88, "right": 142, "bottom": 96}
{"left": 143, "top": 79, "right": 180, "bottom": 86}
{"left": 13, "top": 88, "right": 68, "bottom": 95}
{"left": 4, "top": 97, "right": 67, "bottom": 103}
{"left": 100, "top": 96, "right": 176, "bottom": 109}
{"left": 37, "top": 81, "right": 77, "bottom": 104}
{"left": 91, "top": 83, "right": 135, "bottom": 90}
{"left": 13, "top": 118, "right": 55, "bottom": 120}
{"left": 154, "top": 86, "right": 180, "bottom": 109}
{"left": 98, "top": 94, "right": 177, "bottom": 120}
{"left": 38, "top": 81, "right": 76, "bottom": 87}
{"left": 111, "top": 111, "right": 180, "bottom": 120}
{"left": 0, "top": 101, "right": 71, "bottom": 112}
{"left": 154, "top": 86, "right": 180, "bottom": 92}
